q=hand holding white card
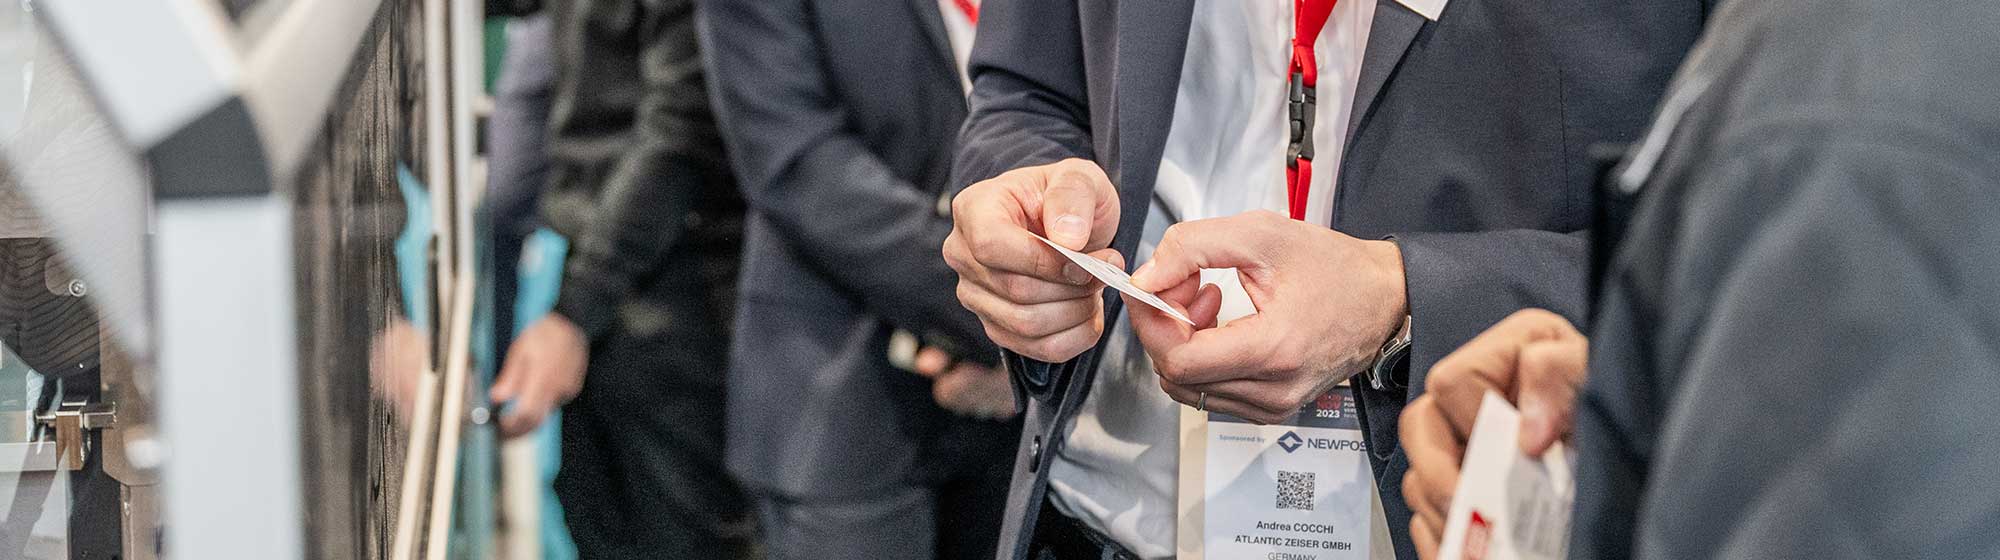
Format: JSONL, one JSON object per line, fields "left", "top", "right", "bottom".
{"left": 1032, "top": 234, "right": 1196, "bottom": 326}
{"left": 1437, "top": 393, "right": 1574, "bottom": 560}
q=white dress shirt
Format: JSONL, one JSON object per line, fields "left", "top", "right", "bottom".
{"left": 938, "top": 0, "right": 977, "bottom": 94}
{"left": 1044, "top": 0, "right": 1375, "bottom": 556}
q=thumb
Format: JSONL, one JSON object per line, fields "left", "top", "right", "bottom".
{"left": 1154, "top": 274, "right": 1225, "bottom": 330}
{"left": 491, "top": 345, "right": 527, "bottom": 403}
{"left": 1515, "top": 337, "right": 1587, "bottom": 456}
{"left": 1124, "top": 276, "right": 1224, "bottom": 362}
{"left": 1129, "top": 216, "right": 1269, "bottom": 293}
{"left": 1038, "top": 160, "right": 1119, "bottom": 251}
{"left": 500, "top": 401, "right": 547, "bottom": 438}
{"left": 1188, "top": 283, "right": 1224, "bottom": 330}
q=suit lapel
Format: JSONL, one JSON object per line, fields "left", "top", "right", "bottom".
{"left": 908, "top": 0, "right": 955, "bottom": 75}
{"left": 1344, "top": 0, "right": 1428, "bottom": 145}
{"left": 1111, "top": 0, "right": 1197, "bottom": 245}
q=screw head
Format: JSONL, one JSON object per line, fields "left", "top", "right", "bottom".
{"left": 66, "top": 280, "right": 86, "bottom": 297}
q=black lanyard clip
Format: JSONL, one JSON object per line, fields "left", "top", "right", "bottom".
{"left": 1286, "top": 70, "right": 1318, "bottom": 165}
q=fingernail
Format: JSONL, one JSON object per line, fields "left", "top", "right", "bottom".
{"left": 1520, "top": 412, "right": 1553, "bottom": 449}
{"left": 1062, "top": 263, "right": 1091, "bottom": 285}
{"left": 1130, "top": 262, "right": 1155, "bottom": 287}
{"left": 1051, "top": 214, "right": 1088, "bottom": 244}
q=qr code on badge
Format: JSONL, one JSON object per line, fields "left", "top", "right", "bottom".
{"left": 1276, "top": 470, "right": 1315, "bottom": 511}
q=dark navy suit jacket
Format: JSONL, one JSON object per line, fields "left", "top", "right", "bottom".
{"left": 699, "top": 0, "right": 1014, "bottom": 500}
{"left": 950, "top": 0, "right": 1709, "bottom": 557}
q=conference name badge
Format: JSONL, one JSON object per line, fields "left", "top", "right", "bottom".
{"left": 1177, "top": 387, "right": 1391, "bottom": 560}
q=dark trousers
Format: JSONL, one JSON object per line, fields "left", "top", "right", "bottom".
{"left": 754, "top": 420, "right": 1014, "bottom": 560}
{"left": 1027, "top": 499, "right": 1140, "bottom": 560}
{"left": 555, "top": 308, "right": 755, "bottom": 559}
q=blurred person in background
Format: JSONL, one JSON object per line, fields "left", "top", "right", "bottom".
{"left": 1398, "top": 1, "right": 2000, "bottom": 558}
{"left": 484, "top": 0, "right": 755, "bottom": 557}
{"left": 487, "top": 14, "right": 553, "bottom": 359}
{"left": 482, "top": 13, "right": 586, "bottom": 560}
{"left": 697, "top": 0, "right": 1021, "bottom": 558}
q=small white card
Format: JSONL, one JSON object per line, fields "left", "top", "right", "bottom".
{"left": 1437, "top": 392, "right": 1574, "bottom": 560}
{"left": 1032, "top": 234, "right": 1194, "bottom": 325}
{"left": 1396, "top": 0, "right": 1448, "bottom": 21}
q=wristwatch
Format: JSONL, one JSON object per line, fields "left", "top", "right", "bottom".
{"left": 1365, "top": 315, "right": 1412, "bottom": 391}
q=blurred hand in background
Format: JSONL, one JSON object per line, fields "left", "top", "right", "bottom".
{"left": 913, "top": 347, "right": 1017, "bottom": 421}
{"left": 492, "top": 313, "right": 588, "bottom": 437}
{"left": 369, "top": 318, "right": 430, "bottom": 422}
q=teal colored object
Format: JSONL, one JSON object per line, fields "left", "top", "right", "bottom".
{"left": 514, "top": 229, "right": 567, "bottom": 330}
{"left": 392, "top": 167, "right": 576, "bottom": 558}
{"left": 396, "top": 165, "right": 496, "bottom": 560}
{"left": 485, "top": 18, "right": 509, "bottom": 93}
{"left": 462, "top": 227, "right": 500, "bottom": 560}
{"left": 394, "top": 164, "right": 433, "bottom": 328}
{"left": 516, "top": 228, "right": 579, "bottom": 560}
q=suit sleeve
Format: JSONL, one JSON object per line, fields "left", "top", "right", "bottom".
{"left": 1573, "top": 130, "right": 2000, "bottom": 558}
{"left": 550, "top": 0, "right": 723, "bottom": 341}
{"left": 695, "top": 0, "right": 996, "bottom": 364}
{"left": 950, "top": 0, "right": 1095, "bottom": 188}
{"left": 1393, "top": 229, "right": 1587, "bottom": 393}
{"left": 1387, "top": 0, "right": 1709, "bottom": 396}
{"left": 949, "top": 0, "right": 1098, "bottom": 390}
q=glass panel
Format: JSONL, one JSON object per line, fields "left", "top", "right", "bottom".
{"left": 0, "top": 3, "right": 141, "bottom": 557}
{"left": 0, "top": 341, "right": 69, "bottom": 560}
{"left": 1, "top": 3, "right": 482, "bottom": 558}
{"left": 290, "top": 2, "right": 438, "bottom": 559}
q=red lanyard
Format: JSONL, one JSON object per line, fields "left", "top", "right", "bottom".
{"left": 1286, "top": 0, "right": 1337, "bottom": 221}
{"left": 951, "top": 0, "right": 979, "bottom": 25}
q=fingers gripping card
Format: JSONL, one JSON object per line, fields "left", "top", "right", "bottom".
{"left": 1032, "top": 233, "right": 1194, "bottom": 325}
{"left": 1437, "top": 393, "right": 1575, "bottom": 560}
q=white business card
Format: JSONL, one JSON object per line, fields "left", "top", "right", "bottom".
{"left": 1436, "top": 392, "right": 1574, "bottom": 560}
{"left": 1032, "top": 234, "right": 1195, "bottom": 326}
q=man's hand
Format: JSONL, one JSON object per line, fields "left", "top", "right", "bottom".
{"left": 492, "top": 314, "right": 590, "bottom": 438}
{"left": 369, "top": 318, "right": 431, "bottom": 421}
{"left": 1397, "top": 309, "right": 1587, "bottom": 560}
{"left": 1123, "top": 210, "right": 1407, "bottom": 424}
{"left": 943, "top": 158, "right": 1124, "bottom": 363}
{"left": 913, "top": 348, "right": 1018, "bottom": 420}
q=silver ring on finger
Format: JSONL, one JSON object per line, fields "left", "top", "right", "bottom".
{"left": 1196, "top": 392, "right": 1207, "bottom": 411}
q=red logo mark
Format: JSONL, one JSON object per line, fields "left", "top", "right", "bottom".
{"left": 1316, "top": 392, "right": 1343, "bottom": 411}
{"left": 1464, "top": 510, "right": 1492, "bottom": 560}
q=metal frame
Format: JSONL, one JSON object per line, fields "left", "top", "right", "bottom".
{"left": 29, "top": 1, "right": 390, "bottom": 559}
{"left": 25, "top": 2, "right": 502, "bottom": 557}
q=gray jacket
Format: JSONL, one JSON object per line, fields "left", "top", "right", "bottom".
{"left": 951, "top": 0, "right": 1709, "bottom": 557}
{"left": 1576, "top": 0, "right": 2000, "bottom": 557}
